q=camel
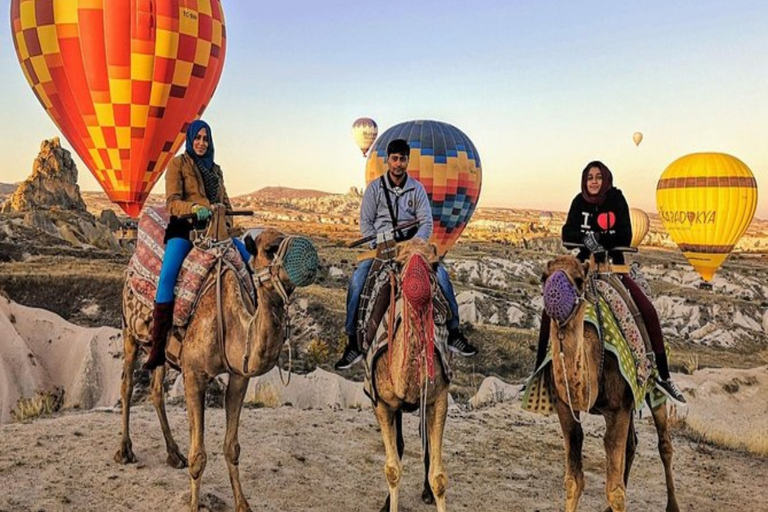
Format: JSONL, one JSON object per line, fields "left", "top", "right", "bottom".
{"left": 543, "top": 255, "right": 679, "bottom": 512}
{"left": 370, "top": 238, "right": 450, "bottom": 512}
{"left": 115, "top": 228, "right": 316, "bottom": 512}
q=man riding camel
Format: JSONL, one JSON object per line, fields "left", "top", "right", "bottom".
{"left": 334, "top": 138, "right": 478, "bottom": 370}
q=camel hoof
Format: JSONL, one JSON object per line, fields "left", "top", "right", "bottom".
{"left": 380, "top": 495, "right": 390, "bottom": 512}
{"left": 422, "top": 487, "right": 435, "bottom": 505}
{"left": 166, "top": 450, "right": 188, "bottom": 469}
{"left": 114, "top": 446, "right": 137, "bottom": 464}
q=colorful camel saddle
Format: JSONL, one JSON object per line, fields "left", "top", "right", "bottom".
{"left": 362, "top": 258, "right": 453, "bottom": 405}
{"left": 126, "top": 206, "right": 254, "bottom": 327}
{"left": 522, "top": 296, "right": 667, "bottom": 416}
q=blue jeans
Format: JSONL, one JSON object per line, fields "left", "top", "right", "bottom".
{"left": 344, "top": 259, "right": 460, "bottom": 336}
{"left": 156, "top": 236, "right": 251, "bottom": 304}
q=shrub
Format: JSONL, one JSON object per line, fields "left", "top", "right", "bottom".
{"left": 11, "top": 387, "right": 65, "bottom": 422}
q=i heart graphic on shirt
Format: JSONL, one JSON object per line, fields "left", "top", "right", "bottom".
{"left": 597, "top": 212, "right": 616, "bottom": 230}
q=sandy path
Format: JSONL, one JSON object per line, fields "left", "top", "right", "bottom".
{"left": 1, "top": 401, "right": 766, "bottom": 512}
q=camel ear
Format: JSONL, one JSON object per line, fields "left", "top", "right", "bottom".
{"left": 244, "top": 235, "right": 257, "bottom": 256}
{"left": 582, "top": 261, "right": 590, "bottom": 278}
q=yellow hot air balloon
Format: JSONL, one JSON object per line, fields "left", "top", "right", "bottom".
{"left": 633, "top": 132, "right": 643, "bottom": 146}
{"left": 352, "top": 117, "right": 378, "bottom": 157}
{"left": 656, "top": 153, "right": 758, "bottom": 282}
{"left": 629, "top": 207, "right": 650, "bottom": 248}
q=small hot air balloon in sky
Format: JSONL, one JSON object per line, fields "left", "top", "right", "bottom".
{"left": 352, "top": 117, "right": 378, "bottom": 157}
{"left": 656, "top": 152, "right": 758, "bottom": 282}
{"left": 365, "top": 119, "right": 482, "bottom": 256}
{"left": 629, "top": 207, "right": 650, "bottom": 248}
{"left": 633, "top": 132, "right": 643, "bottom": 146}
{"left": 11, "top": 0, "right": 227, "bottom": 217}
{"left": 539, "top": 211, "right": 553, "bottom": 229}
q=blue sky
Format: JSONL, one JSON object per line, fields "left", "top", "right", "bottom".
{"left": 1, "top": 0, "right": 766, "bottom": 218}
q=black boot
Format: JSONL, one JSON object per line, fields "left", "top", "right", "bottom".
{"left": 334, "top": 334, "right": 362, "bottom": 370}
{"left": 448, "top": 328, "right": 478, "bottom": 357}
{"left": 143, "top": 301, "right": 174, "bottom": 371}
{"left": 653, "top": 351, "right": 687, "bottom": 405}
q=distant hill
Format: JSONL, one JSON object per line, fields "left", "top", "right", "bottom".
{"left": 0, "top": 183, "right": 17, "bottom": 202}
{"left": 235, "top": 186, "right": 333, "bottom": 201}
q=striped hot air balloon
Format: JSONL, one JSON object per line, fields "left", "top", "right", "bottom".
{"left": 656, "top": 153, "right": 758, "bottom": 281}
{"left": 629, "top": 207, "right": 650, "bottom": 248}
{"left": 10, "top": 0, "right": 227, "bottom": 217}
{"left": 351, "top": 117, "right": 378, "bottom": 157}
{"left": 365, "top": 120, "right": 482, "bottom": 256}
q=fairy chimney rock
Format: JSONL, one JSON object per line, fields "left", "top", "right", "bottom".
{"left": 1, "top": 137, "right": 88, "bottom": 213}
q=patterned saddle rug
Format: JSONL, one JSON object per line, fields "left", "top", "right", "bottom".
{"left": 126, "top": 206, "right": 254, "bottom": 328}
{"left": 522, "top": 296, "right": 667, "bottom": 416}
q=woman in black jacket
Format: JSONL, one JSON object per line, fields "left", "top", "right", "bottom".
{"left": 531, "top": 161, "right": 686, "bottom": 404}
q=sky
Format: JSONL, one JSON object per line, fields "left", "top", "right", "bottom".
{"left": 1, "top": 0, "right": 766, "bottom": 218}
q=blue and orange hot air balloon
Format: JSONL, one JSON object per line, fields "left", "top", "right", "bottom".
{"left": 10, "top": 0, "right": 227, "bottom": 217}
{"left": 365, "top": 120, "right": 482, "bottom": 256}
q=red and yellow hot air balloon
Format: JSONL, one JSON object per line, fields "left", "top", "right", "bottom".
{"left": 629, "top": 207, "right": 650, "bottom": 248}
{"left": 656, "top": 153, "right": 758, "bottom": 282}
{"left": 351, "top": 117, "right": 378, "bottom": 157}
{"left": 10, "top": 0, "right": 227, "bottom": 217}
{"left": 365, "top": 120, "right": 482, "bottom": 256}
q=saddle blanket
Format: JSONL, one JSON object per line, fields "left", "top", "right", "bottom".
{"left": 127, "top": 206, "right": 254, "bottom": 327}
{"left": 521, "top": 296, "right": 667, "bottom": 416}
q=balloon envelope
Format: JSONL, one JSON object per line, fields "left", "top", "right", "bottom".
{"left": 365, "top": 120, "right": 482, "bottom": 256}
{"left": 633, "top": 132, "right": 643, "bottom": 146}
{"left": 352, "top": 117, "right": 378, "bottom": 157}
{"left": 11, "top": 0, "right": 227, "bottom": 217}
{"left": 656, "top": 152, "right": 758, "bottom": 281}
{"left": 539, "top": 211, "right": 553, "bottom": 228}
{"left": 629, "top": 207, "right": 649, "bottom": 248}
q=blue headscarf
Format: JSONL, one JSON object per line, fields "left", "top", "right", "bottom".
{"left": 185, "top": 119, "right": 215, "bottom": 171}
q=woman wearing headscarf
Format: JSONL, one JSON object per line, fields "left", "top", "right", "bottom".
{"left": 531, "top": 160, "right": 685, "bottom": 404}
{"left": 143, "top": 119, "right": 250, "bottom": 370}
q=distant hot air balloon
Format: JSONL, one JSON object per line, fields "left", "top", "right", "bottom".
{"left": 633, "top": 132, "right": 643, "bottom": 146}
{"left": 352, "top": 118, "right": 378, "bottom": 157}
{"left": 656, "top": 153, "right": 758, "bottom": 282}
{"left": 10, "top": 0, "right": 227, "bottom": 217}
{"left": 365, "top": 120, "right": 482, "bottom": 256}
{"left": 539, "top": 211, "right": 553, "bottom": 229}
{"left": 629, "top": 207, "right": 650, "bottom": 248}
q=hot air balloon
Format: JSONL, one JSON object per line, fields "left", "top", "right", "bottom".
{"left": 656, "top": 153, "right": 758, "bottom": 282}
{"left": 629, "top": 207, "right": 650, "bottom": 248}
{"left": 10, "top": 0, "right": 227, "bottom": 217}
{"left": 365, "top": 120, "right": 482, "bottom": 256}
{"left": 352, "top": 118, "right": 378, "bottom": 157}
{"left": 539, "top": 211, "right": 553, "bottom": 229}
{"left": 632, "top": 132, "right": 643, "bottom": 146}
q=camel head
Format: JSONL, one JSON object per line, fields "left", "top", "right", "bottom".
{"left": 243, "top": 229, "right": 319, "bottom": 299}
{"left": 542, "top": 255, "right": 589, "bottom": 326}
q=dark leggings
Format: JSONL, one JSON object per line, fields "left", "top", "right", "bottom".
{"left": 534, "top": 275, "right": 670, "bottom": 379}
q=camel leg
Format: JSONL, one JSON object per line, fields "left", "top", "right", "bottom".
{"left": 602, "top": 414, "right": 638, "bottom": 512}
{"left": 422, "top": 418, "right": 435, "bottom": 505}
{"left": 114, "top": 329, "right": 138, "bottom": 464}
{"left": 224, "top": 374, "right": 252, "bottom": 512}
{"left": 381, "top": 411, "right": 405, "bottom": 512}
{"left": 650, "top": 402, "right": 680, "bottom": 512}
{"left": 603, "top": 410, "right": 631, "bottom": 512}
{"left": 426, "top": 389, "right": 449, "bottom": 512}
{"left": 150, "top": 365, "right": 187, "bottom": 468}
{"left": 374, "top": 402, "right": 401, "bottom": 512}
{"left": 185, "top": 370, "right": 209, "bottom": 512}
{"left": 555, "top": 400, "right": 585, "bottom": 512}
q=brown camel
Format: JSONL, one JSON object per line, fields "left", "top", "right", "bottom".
{"left": 543, "top": 255, "right": 679, "bottom": 512}
{"left": 370, "top": 239, "right": 450, "bottom": 512}
{"left": 115, "top": 228, "right": 314, "bottom": 512}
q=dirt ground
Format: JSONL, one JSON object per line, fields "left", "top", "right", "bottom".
{"left": 1, "top": 400, "right": 766, "bottom": 512}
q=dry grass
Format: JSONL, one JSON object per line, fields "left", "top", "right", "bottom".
{"left": 304, "top": 338, "right": 331, "bottom": 369}
{"left": 10, "top": 387, "right": 65, "bottom": 422}
{"left": 681, "top": 353, "right": 700, "bottom": 375}
{"left": 246, "top": 382, "right": 281, "bottom": 409}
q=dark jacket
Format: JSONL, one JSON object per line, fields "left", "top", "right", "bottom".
{"left": 562, "top": 188, "right": 632, "bottom": 264}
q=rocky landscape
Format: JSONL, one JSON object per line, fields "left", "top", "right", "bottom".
{"left": 1, "top": 141, "right": 767, "bottom": 511}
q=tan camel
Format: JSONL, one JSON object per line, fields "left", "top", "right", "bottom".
{"left": 544, "top": 255, "right": 679, "bottom": 512}
{"left": 371, "top": 239, "right": 450, "bottom": 512}
{"left": 115, "top": 228, "right": 311, "bottom": 512}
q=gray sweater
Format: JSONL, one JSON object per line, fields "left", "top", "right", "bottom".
{"left": 360, "top": 174, "right": 433, "bottom": 243}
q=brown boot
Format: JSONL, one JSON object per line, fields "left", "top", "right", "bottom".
{"left": 143, "top": 301, "right": 174, "bottom": 371}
